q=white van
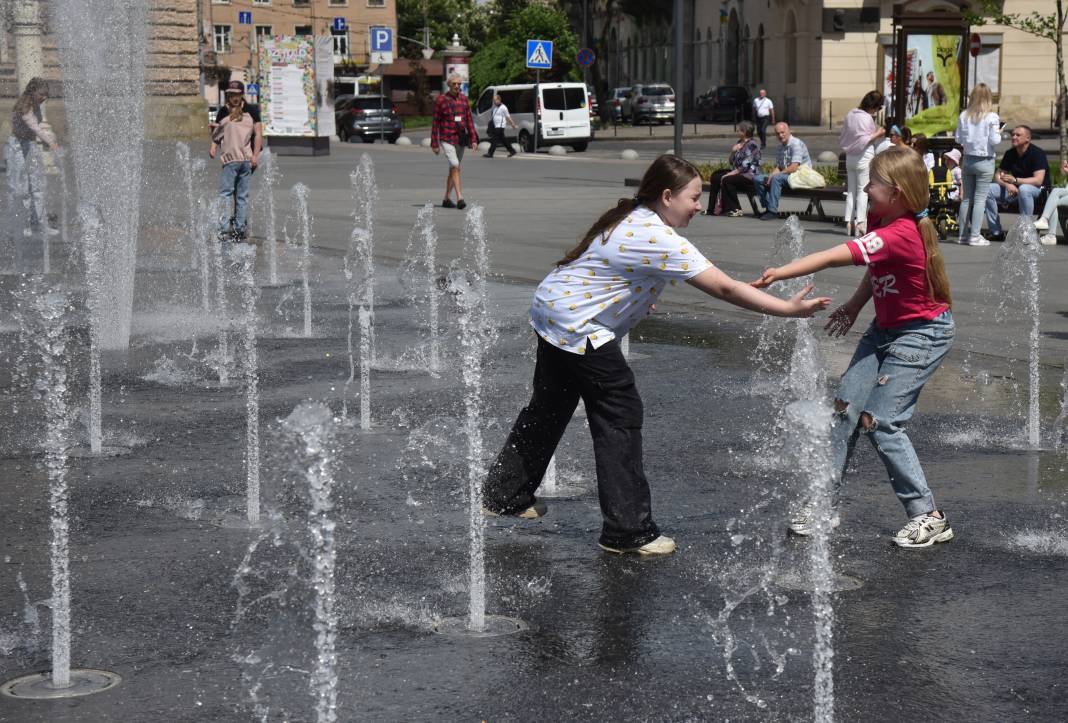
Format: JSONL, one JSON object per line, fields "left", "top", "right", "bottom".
{"left": 474, "top": 82, "right": 593, "bottom": 152}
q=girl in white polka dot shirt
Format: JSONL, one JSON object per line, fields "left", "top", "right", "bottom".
{"left": 482, "top": 155, "right": 830, "bottom": 555}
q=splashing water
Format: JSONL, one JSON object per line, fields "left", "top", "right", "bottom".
{"left": 401, "top": 203, "right": 441, "bottom": 374}
{"left": 233, "top": 244, "right": 261, "bottom": 524}
{"left": 358, "top": 306, "right": 372, "bottom": 430}
{"left": 979, "top": 219, "right": 1043, "bottom": 447}
{"left": 78, "top": 205, "right": 106, "bottom": 455}
{"left": 211, "top": 202, "right": 232, "bottom": 385}
{"left": 455, "top": 205, "right": 498, "bottom": 631}
{"left": 292, "top": 183, "right": 314, "bottom": 337}
{"left": 26, "top": 290, "right": 74, "bottom": 687}
{"left": 344, "top": 158, "right": 377, "bottom": 417}
{"left": 258, "top": 148, "right": 282, "bottom": 284}
{"left": 52, "top": 0, "right": 149, "bottom": 350}
{"left": 281, "top": 402, "right": 341, "bottom": 722}
{"left": 782, "top": 401, "right": 836, "bottom": 723}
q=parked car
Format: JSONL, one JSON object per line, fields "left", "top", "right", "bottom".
{"left": 587, "top": 86, "right": 599, "bottom": 119}
{"left": 609, "top": 86, "right": 630, "bottom": 122}
{"left": 335, "top": 95, "right": 402, "bottom": 143}
{"left": 621, "top": 84, "right": 676, "bottom": 125}
{"left": 696, "top": 85, "right": 752, "bottom": 122}
{"left": 474, "top": 82, "right": 592, "bottom": 152}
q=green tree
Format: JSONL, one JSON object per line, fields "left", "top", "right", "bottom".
{"left": 967, "top": 0, "right": 1067, "bottom": 164}
{"left": 468, "top": 2, "right": 581, "bottom": 99}
{"left": 396, "top": 0, "right": 491, "bottom": 56}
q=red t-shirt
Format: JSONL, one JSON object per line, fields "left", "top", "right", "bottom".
{"left": 847, "top": 215, "right": 949, "bottom": 329}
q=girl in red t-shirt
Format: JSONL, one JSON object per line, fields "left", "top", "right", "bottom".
{"left": 754, "top": 148, "right": 956, "bottom": 548}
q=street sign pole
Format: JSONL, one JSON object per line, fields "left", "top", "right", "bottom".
{"left": 534, "top": 70, "right": 539, "bottom": 155}
{"left": 673, "top": 0, "right": 683, "bottom": 157}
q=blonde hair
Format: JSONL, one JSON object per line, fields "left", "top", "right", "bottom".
{"left": 869, "top": 148, "right": 951, "bottom": 308}
{"left": 226, "top": 93, "right": 244, "bottom": 122}
{"left": 965, "top": 83, "right": 994, "bottom": 124}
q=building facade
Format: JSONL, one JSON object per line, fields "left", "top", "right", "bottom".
{"left": 0, "top": 0, "right": 206, "bottom": 139}
{"left": 596, "top": 0, "right": 1062, "bottom": 129}
{"left": 200, "top": 0, "right": 396, "bottom": 106}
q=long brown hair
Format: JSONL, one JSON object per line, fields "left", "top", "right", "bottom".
{"left": 226, "top": 92, "right": 245, "bottom": 122}
{"left": 14, "top": 77, "right": 48, "bottom": 115}
{"left": 556, "top": 154, "right": 700, "bottom": 266}
{"left": 869, "top": 148, "right": 952, "bottom": 308}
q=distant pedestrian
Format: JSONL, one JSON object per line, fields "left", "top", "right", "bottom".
{"left": 755, "top": 148, "right": 956, "bottom": 548}
{"left": 888, "top": 124, "right": 912, "bottom": 150}
{"left": 755, "top": 122, "right": 811, "bottom": 220}
{"left": 705, "top": 120, "right": 761, "bottom": 217}
{"left": 481, "top": 154, "right": 829, "bottom": 555}
{"left": 431, "top": 73, "right": 478, "bottom": 209}
{"left": 753, "top": 89, "right": 775, "bottom": 148}
{"left": 954, "top": 83, "right": 1001, "bottom": 246}
{"left": 484, "top": 94, "right": 517, "bottom": 158}
{"left": 6, "top": 77, "right": 60, "bottom": 238}
{"left": 839, "top": 90, "right": 885, "bottom": 237}
{"left": 209, "top": 80, "right": 262, "bottom": 242}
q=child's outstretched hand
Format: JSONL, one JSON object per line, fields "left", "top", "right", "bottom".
{"left": 789, "top": 285, "right": 831, "bottom": 318}
{"left": 751, "top": 267, "right": 781, "bottom": 288}
{"left": 824, "top": 304, "right": 859, "bottom": 337}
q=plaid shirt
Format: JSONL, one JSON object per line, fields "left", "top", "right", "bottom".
{"left": 431, "top": 91, "right": 478, "bottom": 149}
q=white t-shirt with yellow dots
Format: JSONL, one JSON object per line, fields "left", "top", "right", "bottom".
{"left": 530, "top": 206, "right": 713, "bottom": 354}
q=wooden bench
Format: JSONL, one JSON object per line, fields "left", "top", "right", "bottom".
{"left": 743, "top": 185, "right": 846, "bottom": 223}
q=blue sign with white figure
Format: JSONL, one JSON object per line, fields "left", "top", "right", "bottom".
{"left": 238, "top": 11, "right": 252, "bottom": 25}
{"left": 526, "top": 39, "right": 553, "bottom": 70}
{"left": 332, "top": 17, "right": 346, "bottom": 33}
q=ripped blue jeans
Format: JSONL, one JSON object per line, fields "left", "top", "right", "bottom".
{"left": 831, "top": 311, "right": 954, "bottom": 518}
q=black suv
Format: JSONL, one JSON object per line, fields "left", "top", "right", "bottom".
{"left": 335, "top": 95, "right": 403, "bottom": 143}
{"left": 696, "top": 86, "right": 752, "bottom": 122}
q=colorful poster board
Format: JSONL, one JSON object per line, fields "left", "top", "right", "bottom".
{"left": 258, "top": 36, "right": 318, "bottom": 137}
{"left": 885, "top": 34, "right": 963, "bottom": 137}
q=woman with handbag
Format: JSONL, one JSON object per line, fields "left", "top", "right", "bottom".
{"left": 484, "top": 94, "right": 517, "bottom": 158}
{"left": 704, "top": 120, "right": 761, "bottom": 217}
{"left": 839, "top": 91, "right": 885, "bottom": 237}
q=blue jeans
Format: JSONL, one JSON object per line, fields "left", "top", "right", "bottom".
{"left": 958, "top": 155, "right": 994, "bottom": 242}
{"left": 985, "top": 182, "right": 1042, "bottom": 235}
{"left": 219, "top": 161, "right": 253, "bottom": 236}
{"left": 831, "top": 311, "right": 954, "bottom": 518}
{"left": 754, "top": 172, "right": 791, "bottom": 213}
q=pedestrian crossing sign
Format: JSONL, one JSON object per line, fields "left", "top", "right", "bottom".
{"left": 526, "top": 40, "right": 553, "bottom": 70}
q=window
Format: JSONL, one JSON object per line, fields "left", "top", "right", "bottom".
{"left": 785, "top": 11, "right": 798, "bottom": 84}
{"left": 332, "top": 29, "right": 349, "bottom": 58}
{"left": 213, "top": 24, "right": 232, "bottom": 53}
{"left": 255, "top": 25, "right": 273, "bottom": 42}
{"left": 328, "top": 0, "right": 348, "bottom": 5}
{"left": 293, "top": 0, "right": 310, "bottom": 7}
{"left": 367, "top": 0, "right": 385, "bottom": 7}
{"left": 542, "top": 87, "right": 587, "bottom": 111}
{"left": 295, "top": 25, "right": 312, "bottom": 36}
{"left": 476, "top": 89, "right": 494, "bottom": 114}
{"left": 253, "top": 0, "right": 271, "bottom": 5}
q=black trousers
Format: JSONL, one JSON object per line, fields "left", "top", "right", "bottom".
{"left": 486, "top": 126, "right": 512, "bottom": 157}
{"left": 707, "top": 170, "right": 756, "bottom": 214}
{"left": 482, "top": 335, "right": 660, "bottom": 548}
{"left": 756, "top": 115, "right": 771, "bottom": 148}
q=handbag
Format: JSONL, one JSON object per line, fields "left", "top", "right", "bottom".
{"left": 788, "top": 165, "right": 827, "bottom": 190}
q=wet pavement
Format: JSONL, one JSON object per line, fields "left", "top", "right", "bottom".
{"left": 1, "top": 221, "right": 1067, "bottom": 721}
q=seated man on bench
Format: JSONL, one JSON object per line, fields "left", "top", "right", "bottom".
{"left": 755, "top": 122, "right": 812, "bottom": 220}
{"left": 984, "top": 125, "right": 1049, "bottom": 242}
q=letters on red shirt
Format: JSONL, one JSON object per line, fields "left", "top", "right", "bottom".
{"left": 847, "top": 215, "right": 948, "bottom": 328}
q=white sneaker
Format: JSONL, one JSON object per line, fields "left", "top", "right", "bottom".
{"left": 963, "top": 235, "right": 989, "bottom": 246}
{"left": 1039, "top": 233, "right": 1057, "bottom": 246}
{"left": 481, "top": 499, "right": 548, "bottom": 519}
{"left": 893, "top": 512, "right": 954, "bottom": 548}
{"left": 22, "top": 227, "right": 32, "bottom": 237}
{"left": 44, "top": 226, "right": 60, "bottom": 237}
{"left": 1034, "top": 217, "right": 1049, "bottom": 231}
{"left": 598, "top": 534, "right": 676, "bottom": 555}
{"left": 787, "top": 506, "right": 841, "bottom": 537}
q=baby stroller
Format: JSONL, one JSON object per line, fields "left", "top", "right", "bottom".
{"left": 927, "top": 164, "right": 959, "bottom": 240}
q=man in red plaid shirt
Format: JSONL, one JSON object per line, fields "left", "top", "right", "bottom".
{"left": 431, "top": 74, "right": 478, "bottom": 209}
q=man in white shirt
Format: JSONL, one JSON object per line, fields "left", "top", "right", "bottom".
{"left": 484, "top": 94, "right": 517, "bottom": 158}
{"left": 752, "top": 89, "right": 775, "bottom": 148}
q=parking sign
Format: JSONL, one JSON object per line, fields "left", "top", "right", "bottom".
{"left": 370, "top": 26, "right": 393, "bottom": 64}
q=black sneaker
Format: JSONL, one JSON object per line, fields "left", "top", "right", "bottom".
{"left": 442, "top": 198, "right": 455, "bottom": 209}
{"left": 985, "top": 231, "right": 1006, "bottom": 242}
{"left": 456, "top": 199, "right": 467, "bottom": 210}
{"left": 482, "top": 500, "right": 548, "bottom": 519}
{"left": 760, "top": 211, "right": 778, "bottom": 221}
